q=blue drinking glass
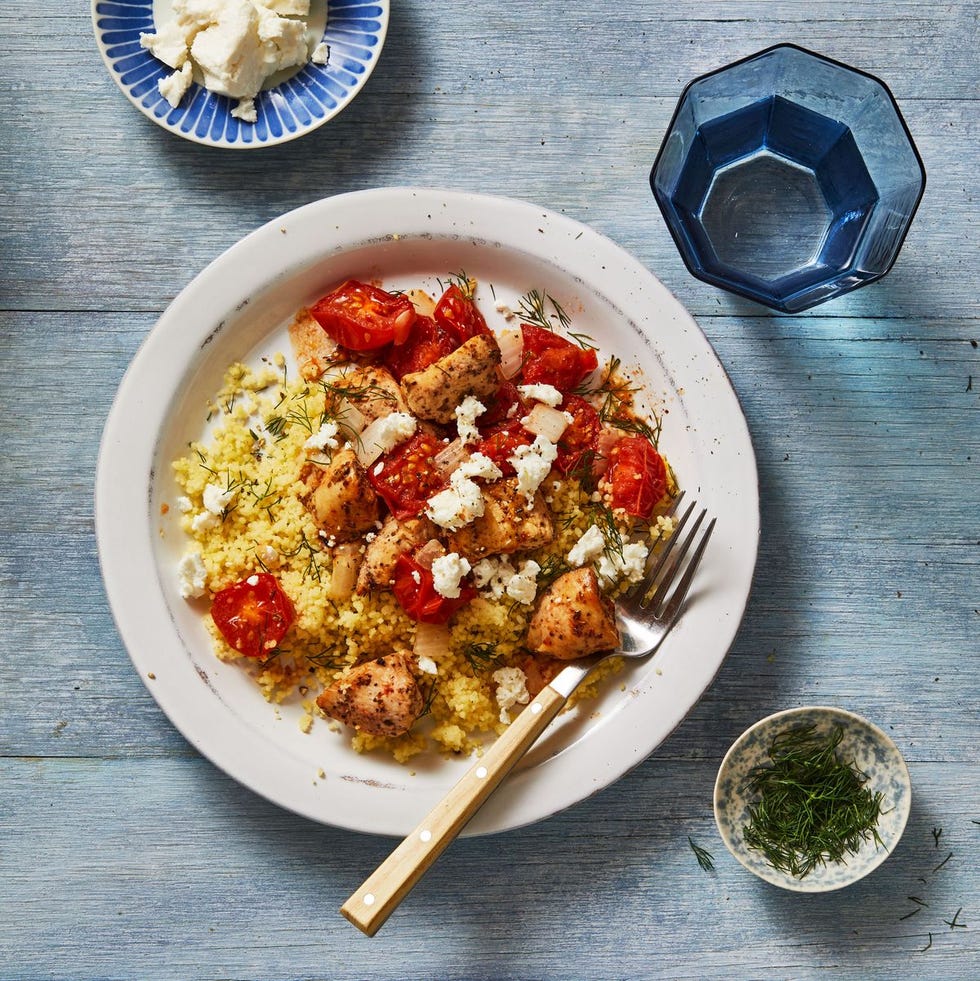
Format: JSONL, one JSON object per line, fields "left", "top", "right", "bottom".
{"left": 650, "top": 44, "right": 926, "bottom": 313}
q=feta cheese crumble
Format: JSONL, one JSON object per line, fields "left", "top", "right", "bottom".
{"left": 202, "top": 482, "right": 236, "bottom": 515}
{"left": 508, "top": 435, "right": 558, "bottom": 502}
{"left": 517, "top": 383, "right": 563, "bottom": 407}
{"left": 425, "top": 456, "right": 501, "bottom": 531}
{"left": 567, "top": 524, "right": 605, "bottom": 567}
{"left": 139, "top": 0, "right": 323, "bottom": 120}
{"left": 492, "top": 666, "right": 530, "bottom": 723}
{"left": 597, "top": 542, "right": 650, "bottom": 585}
{"left": 454, "top": 396, "right": 487, "bottom": 444}
{"left": 505, "top": 560, "right": 541, "bottom": 605}
{"left": 304, "top": 420, "right": 340, "bottom": 454}
{"left": 430, "top": 552, "right": 472, "bottom": 599}
{"left": 177, "top": 551, "right": 208, "bottom": 599}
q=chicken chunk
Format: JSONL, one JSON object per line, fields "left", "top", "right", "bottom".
{"left": 338, "top": 364, "right": 408, "bottom": 425}
{"left": 447, "top": 478, "right": 553, "bottom": 562}
{"left": 316, "top": 652, "right": 424, "bottom": 738}
{"left": 355, "top": 515, "right": 436, "bottom": 594}
{"left": 298, "top": 447, "right": 380, "bottom": 542}
{"left": 401, "top": 333, "right": 502, "bottom": 424}
{"left": 525, "top": 567, "right": 621, "bottom": 660}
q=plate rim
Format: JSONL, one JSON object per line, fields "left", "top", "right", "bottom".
{"left": 96, "top": 186, "right": 760, "bottom": 836}
{"left": 90, "top": 0, "right": 390, "bottom": 149}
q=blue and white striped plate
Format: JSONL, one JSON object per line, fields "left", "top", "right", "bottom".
{"left": 92, "top": 0, "right": 388, "bottom": 148}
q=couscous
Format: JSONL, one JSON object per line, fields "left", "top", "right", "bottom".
{"left": 172, "top": 275, "right": 677, "bottom": 762}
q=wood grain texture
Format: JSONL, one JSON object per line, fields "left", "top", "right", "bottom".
{"left": 1, "top": 0, "right": 977, "bottom": 978}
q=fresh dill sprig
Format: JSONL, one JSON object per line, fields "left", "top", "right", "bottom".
{"left": 283, "top": 531, "right": 324, "bottom": 583}
{"left": 518, "top": 289, "right": 571, "bottom": 332}
{"left": 688, "top": 836, "right": 715, "bottom": 872}
{"left": 742, "top": 725, "right": 884, "bottom": 879}
{"left": 590, "top": 356, "right": 664, "bottom": 445}
{"left": 463, "top": 642, "right": 501, "bottom": 671}
{"left": 444, "top": 270, "right": 476, "bottom": 300}
{"left": 583, "top": 500, "right": 626, "bottom": 560}
{"left": 419, "top": 680, "right": 438, "bottom": 717}
{"left": 534, "top": 554, "right": 570, "bottom": 591}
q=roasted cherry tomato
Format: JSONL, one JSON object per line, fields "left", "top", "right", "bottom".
{"left": 477, "top": 380, "right": 528, "bottom": 431}
{"left": 368, "top": 431, "right": 448, "bottom": 519}
{"left": 554, "top": 394, "right": 601, "bottom": 476}
{"left": 383, "top": 314, "right": 458, "bottom": 379}
{"left": 310, "top": 280, "right": 416, "bottom": 351}
{"left": 474, "top": 419, "right": 535, "bottom": 476}
{"left": 605, "top": 435, "right": 668, "bottom": 518}
{"left": 392, "top": 554, "right": 476, "bottom": 624}
{"left": 210, "top": 573, "right": 295, "bottom": 659}
{"left": 433, "top": 283, "right": 492, "bottom": 345}
{"left": 520, "top": 323, "right": 599, "bottom": 393}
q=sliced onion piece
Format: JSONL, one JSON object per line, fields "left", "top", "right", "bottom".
{"left": 497, "top": 326, "right": 524, "bottom": 379}
{"left": 407, "top": 289, "right": 436, "bottom": 317}
{"left": 325, "top": 542, "right": 360, "bottom": 600}
{"left": 521, "top": 403, "right": 570, "bottom": 443}
{"left": 414, "top": 539, "right": 446, "bottom": 570}
{"left": 414, "top": 621, "right": 449, "bottom": 668}
{"left": 433, "top": 437, "right": 469, "bottom": 476}
{"left": 594, "top": 427, "right": 621, "bottom": 477}
{"left": 353, "top": 413, "right": 417, "bottom": 468}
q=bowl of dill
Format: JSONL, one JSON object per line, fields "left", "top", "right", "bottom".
{"left": 713, "top": 706, "right": 911, "bottom": 892}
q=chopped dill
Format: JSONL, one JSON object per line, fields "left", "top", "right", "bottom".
{"left": 741, "top": 724, "right": 884, "bottom": 879}
{"left": 305, "top": 648, "right": 348, "bottom": 671}
{"left": 944, "top": 907, "right": 967, "bottom": 929}
{"left": 688, "top": 836, "right": 715, "bottom": 872}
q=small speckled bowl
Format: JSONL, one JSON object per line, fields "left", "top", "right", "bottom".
{"left": 714, "top": 706, "right": 911, "bottom": 892}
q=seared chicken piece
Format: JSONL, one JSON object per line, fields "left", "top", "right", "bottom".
{"left": 447, "top": 478, "right": 553, "bottom": 562}
{"left": 298, "top": 447, "right": 380, "bottom": 542}
{"left": 316, "top": 652, "right": 424, "bottom": 738}
{"left": 288, "top": 307, "right": 338, "bottom": 381}
{"left": 355, "top": 515, "right": 436, "bottom": 594}
{"left": 517, "top": 652, "right": 565, "bottom": 698}
{"left": 401, "top": 334, "right": 502, "bottom": 424}
{"left": 339, "top": 364, "right": 408, "bottom": 425}
{"left": 525, "top": 567, "right": 621, "bottom": 660}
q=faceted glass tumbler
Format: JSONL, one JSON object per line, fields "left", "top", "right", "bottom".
{"left": 650, "top": 44, "right": 926, "bottom": 313}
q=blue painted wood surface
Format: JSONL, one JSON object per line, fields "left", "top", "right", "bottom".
{"left": 1, "top": 2, "right": 977, "bottom": 978}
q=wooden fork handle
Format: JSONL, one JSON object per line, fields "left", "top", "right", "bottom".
{"left": 340, "top": 684, "right": 568, "bottom": 936}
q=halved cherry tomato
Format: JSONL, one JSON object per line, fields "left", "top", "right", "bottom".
{"left": 554, "top": 394, "right": 601, "bottom": 476}
{"left": 392, "top": 554, "right": 476, "bottom": 624}
{"left": 477, "top": 380, "right": 528, "bottom": 431}
{"left": 368, "top": 432, "right": 448, "bottom": 519}
{"left": 474, "top": 419, "right": 535, "bottom": 476}
{"left": 605, "top": 435, "right": 668, "bottom": 518}
{"left": 310, "top": 280, "right": 416, "bottom": 351}
{"left": 520, "top": 323, "right": 598, "bottom": 393}
{"left": 383, "top": 314, "right": 458, "bottom": 379}
{"left": 210, "top": 573, "right": 295, "bottom": 659}
{"left": 433, "top": 283, "right": 492, "bottom": 345}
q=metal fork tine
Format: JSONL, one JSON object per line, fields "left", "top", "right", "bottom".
{"left": 658, "top": 516, "right": 715, "bottom": 623}
{"left": 642, "top": 507, "right": 707, "bottom": 611}
{"left": 627, "top": 497, "right": 696, "bottom": 601}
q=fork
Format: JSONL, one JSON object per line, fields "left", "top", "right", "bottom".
{"left": 340, "top": 498, "right": 716, "bottom": 936}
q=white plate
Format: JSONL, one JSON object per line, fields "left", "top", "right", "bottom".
{"left": 92, "top": 0, "right": 388, "bottom": 148}
{"left": 96, "top": 188, "right": 759, "bottom": 837}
